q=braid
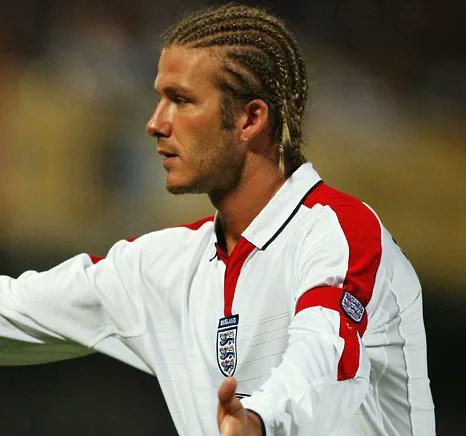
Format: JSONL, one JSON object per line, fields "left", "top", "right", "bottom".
{"left": 164, "top": 3, "right": 308, "bottom": 177}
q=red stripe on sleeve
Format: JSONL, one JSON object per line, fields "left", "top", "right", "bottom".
{"left": 296, "top": 286, "right": 367, "bottom": 380}
{"left": 303, "top": 184, "right": 382, "bottom": 308}
{"left": 298, "top": 184, "right": 382, "bottom": 380}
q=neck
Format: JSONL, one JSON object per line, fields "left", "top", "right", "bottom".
{"left": 210, "top": 158, "right": 285, "bottom": 255}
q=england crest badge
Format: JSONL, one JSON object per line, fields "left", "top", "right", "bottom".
{"left": 340, "top": 290, "right": 365, "bottom": 323}
{"left": 217, "top": 314, "right": 239, "bottom": 377}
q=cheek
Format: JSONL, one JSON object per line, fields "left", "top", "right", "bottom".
{"left": 183, "top": 117, "right": 223, "bottom": 146}
{"left": 173, "top": 115, "right": 204, "bottom": 143}
{"left": 172, "top": 102, "right": 226, "bottom": 153}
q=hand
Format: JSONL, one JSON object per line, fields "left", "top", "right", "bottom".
{"left": 217, "top": 377, "right": 262, "bottom": 436}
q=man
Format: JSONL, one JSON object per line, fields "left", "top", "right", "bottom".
{"left": 0, "top": 4, "right": 435, "bottom": 435}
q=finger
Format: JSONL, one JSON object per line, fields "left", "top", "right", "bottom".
{"left": 218, "top": 377, "right": 237, "bottom": 406}
{"left": 218, "top": 377, "right": 244, "bottom": 418}
{"left": 218, "top": 377, "right": 245, "bottom": 433}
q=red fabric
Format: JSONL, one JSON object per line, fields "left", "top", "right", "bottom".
{"left": 296, "top": 286, "right": 367, "bottom": 381}
{"left": 89, "top": 255, "right": 104, "bottom": 264}
{"left": 223, "top": 238, "right": 256, "bottom": 317}
{"left": 215, "top": 243, "right": 229, "bottom": 265}
{"left": 299, "top": 183, "right": 382, "bottom": 380}
{"left": 303, "top": 184, "right": 381, "bottom": 307}
{"left": 173, "top": 215, "right": 254, "bottom": 316}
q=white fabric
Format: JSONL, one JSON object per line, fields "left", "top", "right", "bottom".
{"left": 0, "top": 163, "right": 435, "bottom": 435}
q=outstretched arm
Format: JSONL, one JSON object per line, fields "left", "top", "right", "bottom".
{"left": 0, "top": 236, "right": 152, "bottom": 369}
{"left": 217, "top": 377, "right": 263, "bottom": 436}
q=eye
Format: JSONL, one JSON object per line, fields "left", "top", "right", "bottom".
{"left": 173, "top": 96, "right": 189, "bottom": 105}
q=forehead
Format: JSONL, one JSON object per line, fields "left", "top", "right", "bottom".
{"left": 155, "top": 46, "right": 220, "bottom": 92}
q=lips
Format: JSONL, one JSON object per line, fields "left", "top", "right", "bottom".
{"left": 158, "top": 149, "right": 180, "bottom": 169}
{"left": 158, "top": 149, "right": 179, "bottom": 159}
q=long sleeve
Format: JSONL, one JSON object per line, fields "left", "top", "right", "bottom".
{"left": 241, "top": 307, "right": 370, "bottom": 435}
{"left": 242, "top": 195, "right": 382, "bottom": 435}
{"left": 0, "top": 237, "right": 149, "bottom": 369}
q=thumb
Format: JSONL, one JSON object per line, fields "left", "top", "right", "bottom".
{"left": 218, "top": 378, "right": 262, "bottom": 436}
{"left": 218, "top": 377, "right": 245, "bottom": 431}
{"left": 218, "top": 377, "right": 237, "bottom": 408}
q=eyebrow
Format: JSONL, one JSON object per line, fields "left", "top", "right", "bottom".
{"left": 154, "top": 85, "right": 194, "bottom": 97}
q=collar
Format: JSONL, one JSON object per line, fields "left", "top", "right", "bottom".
{"left": 213, "top": 162, "right": 322, "bottom": 252}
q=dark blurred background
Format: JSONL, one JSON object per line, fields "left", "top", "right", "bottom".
{"left": 0, "top": 0, "right": 465, "bottom": 434}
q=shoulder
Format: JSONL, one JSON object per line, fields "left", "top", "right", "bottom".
{"left": 301, "top": 183, "right": 382, "bottom": 245}
{"left": 169, "top": 215, "right": 215, "bottom": 232}
{"left": 100, "top": 215, "right": 215, "bottom": 265}
{"left": 299, "top": 184, "right": 382, "bottom": 306}
{"left": 132, "top": 215, "right": 215, "bottom": 250}
{"left": 303, "top": 183, "right": 378, "bottom": 220}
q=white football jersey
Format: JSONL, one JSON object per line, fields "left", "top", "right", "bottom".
{"left": 0, "top": 163, "right": 435, "bottom": 435}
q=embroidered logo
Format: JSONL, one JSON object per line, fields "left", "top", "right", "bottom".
{"left": 217, "top": 314, "right": 239, "bottom": 377}
{"left": 340, "top": 291, "right": 365, "bottom": 323}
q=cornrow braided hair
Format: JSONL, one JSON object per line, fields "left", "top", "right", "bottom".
{"left": 164, "top": 3, "right": 308, "bottom": 177}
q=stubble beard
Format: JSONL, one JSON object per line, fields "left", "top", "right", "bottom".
{"left": 165, "top": 131, "right": 244, "bottom": 197}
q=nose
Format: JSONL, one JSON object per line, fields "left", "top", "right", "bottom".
{"left": 146, "top": 102, "right": 171, "bottom": 138}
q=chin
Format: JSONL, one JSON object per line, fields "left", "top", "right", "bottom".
{"left": 165, "top": 177, "right": 207, "bottom": 195}
{"left": 166, "top": 184, "right": 194, "bottom": 195}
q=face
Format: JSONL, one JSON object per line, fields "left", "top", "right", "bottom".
{"left": 146, "top": 46, "right": 246, "bottom": 195}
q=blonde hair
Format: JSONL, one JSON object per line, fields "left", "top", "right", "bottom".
{"left": 164, "top": 3, "right": 308, "bottom": 177}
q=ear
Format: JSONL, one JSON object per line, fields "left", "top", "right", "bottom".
{"left": 237, "top": 99, "right": 269, "bottom": 143}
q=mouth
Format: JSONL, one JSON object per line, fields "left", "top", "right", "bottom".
{"left": 158, "top": 149, "right": 180, "bottom": 169}
{"left": 158, "top": 149, "right": 179, "bottom": 160}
